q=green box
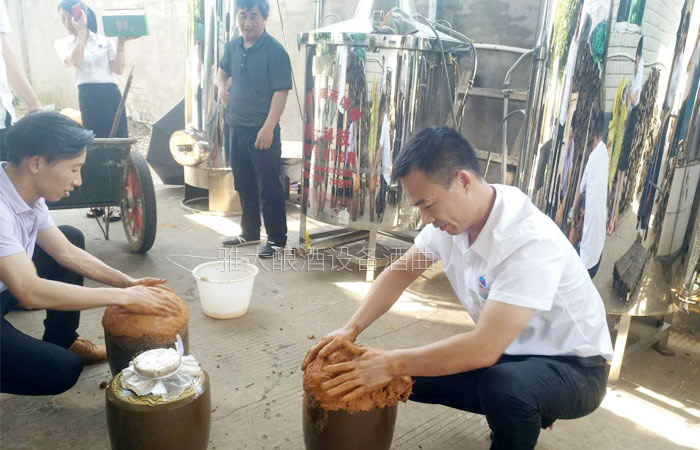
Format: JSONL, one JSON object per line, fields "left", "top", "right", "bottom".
{"left": 102, "top": 9, "right": 149, "bottom": 37}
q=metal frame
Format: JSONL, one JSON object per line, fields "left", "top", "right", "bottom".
{"left": 296, "top": 225, "right": 416, "bottom": 280}
{"left": 607, "top": 313, "right": 672, "bottom": 383}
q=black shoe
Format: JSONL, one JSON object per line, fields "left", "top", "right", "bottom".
{"left": 258, "top": 241, "right": 283, "bottom": 258}
{"left": 222, "top": 235, "right": 261, "bottom": 246}
{"left": 86, "top": 207, "right": 104, "bottom": 218}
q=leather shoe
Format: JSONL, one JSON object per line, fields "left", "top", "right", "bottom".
{"left": 69, "top": 339, "right": 107, "bottom": 365}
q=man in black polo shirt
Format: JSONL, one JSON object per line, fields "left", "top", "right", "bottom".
{"left": 218, "top": 0, "right": 292, "bottom": 258}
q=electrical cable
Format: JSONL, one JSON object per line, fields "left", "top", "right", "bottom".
{"left": 414, "top": 15, "right": 477, "bottom": 130}
{"left": 413, "top": 13, "right": 459, "bottom": 129}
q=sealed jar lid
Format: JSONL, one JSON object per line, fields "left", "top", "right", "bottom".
{"left": 133, "top": 348, "right": 182, "bottom": 378}
{"left": 120, "top": 347, "right": 202, "bottom": 401}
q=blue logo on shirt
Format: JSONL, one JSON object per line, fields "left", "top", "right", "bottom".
{"left": 478, "top": 275, "right": 490, "bottom": 300}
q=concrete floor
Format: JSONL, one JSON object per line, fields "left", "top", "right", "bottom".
{"left": 1, "top": 185, "right": 699, "bottom": 449}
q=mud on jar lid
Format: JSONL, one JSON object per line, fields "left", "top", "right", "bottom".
{"left": 303, "top": 344, "right": 413, "bottom": 412}
{"left": 102, "top": 294, "right": 189, "bottom": 343}
{"left": 120, "top": 348, "right": 202, "bottom": 401}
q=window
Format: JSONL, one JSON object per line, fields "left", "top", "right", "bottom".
{"left": 616, "top": 0, "right": 646, "bottom": 26}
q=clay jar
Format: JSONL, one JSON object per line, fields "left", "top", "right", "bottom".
{"left": 303, "top": 393, "right": 398, "bottom": 450}
{"left": 302, "top": 345, "right": 412, "bottom": 450}
{"left": 102, "top": 295, "right": 190, "bottom": 376}
{"left": 105, "top": 350, "right": 211, "bottom": 450}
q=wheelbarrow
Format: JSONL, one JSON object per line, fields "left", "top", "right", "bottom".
{"left": 48, "top": 138, "right": 157, "bottom": 254}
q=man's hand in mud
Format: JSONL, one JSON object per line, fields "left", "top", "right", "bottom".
{"left": 320, "top": 341, "right": 395, "bottom": 402}
{"left": 301, "top": 326, "right": 359, "bottom": 370}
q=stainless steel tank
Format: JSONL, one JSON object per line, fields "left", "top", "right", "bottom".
{"left": 170, "top": 0, "right": 238, "bottom": 213}
{"left": 298, "top": 0, "right": 470, "bottom": 230}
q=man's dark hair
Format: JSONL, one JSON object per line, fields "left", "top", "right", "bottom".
{"left": 636, "top": 36, "right": 644, "bottom": 58}
{"left": 5, "top": 112, "right": 94, "bottom": 165}
{"left": 592, "top": 110, "right": 605, "bottom": 138}
{"left": 391, "top": 126, "right": 481, "bottom": 185}
{"left": 235, "top": 0, "right": 269, "bottom": 18}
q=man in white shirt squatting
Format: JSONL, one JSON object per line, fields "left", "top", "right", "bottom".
{"left": 304, "top": 126, "right": 613, "bottom": 450}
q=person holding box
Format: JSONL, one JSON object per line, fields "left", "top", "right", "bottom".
{"left": 54, "top": 0, "right": 137, "bottom": 221}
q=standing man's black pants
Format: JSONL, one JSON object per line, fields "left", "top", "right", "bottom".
{"left": 0, "top": 225, "right": 85, "bottom": 395}
{"left": 410, "top": 354, "right": 607, "bottom": 450}
{"left": 229, "top": 124, "right": 287, "bottom": 246}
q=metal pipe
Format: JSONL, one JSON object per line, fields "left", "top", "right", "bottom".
{"left": 428, "top": 0, "right": 438, "bottom": 21}
{"left": 314, "top": 0, "right": 322, "bottom": 28}
{"left": 472, "top": 43, "right": 530, "bottom": 54}
{"left": 430, "top": 21, "right": 478, "bottom": 131}
{"left": 502, "top": 93, "right": 510, "bottom": 184}
{"left": 517, "top": 0, "right": 553, "bottom": 194}
{"left": 502, "top": 48, "right": 535, "bottom": 184}
{"left": 504, "top": 49, "right": 536, "bottom": 86}
{"left": 485, "top": 109, "right": 526, "bottom": 178}
{"left": 413, "top": 14, "right": 460, "bottom": 129}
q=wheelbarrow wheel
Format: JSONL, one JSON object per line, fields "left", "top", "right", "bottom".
{"left": 121, "top": 151, "right": 157, "bottom": 253}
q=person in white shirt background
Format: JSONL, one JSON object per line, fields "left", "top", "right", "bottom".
{"left": 304, "top": 126, "right": 613, "bottom": 450}
{"left": 0, "top": 2, "right": 42, "bottom": 160}
{"left": 609, "top": 36, "right": 644, "bottom": 234}
{"left": 54, "top": 0, "right": 137, "bottom": 222}
{"left": 570, "top": 111, "right": 609, "bottom": 278}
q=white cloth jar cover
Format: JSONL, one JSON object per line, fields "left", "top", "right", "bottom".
{"left": 121, "top": 346, "right": 202, "bottom": 401}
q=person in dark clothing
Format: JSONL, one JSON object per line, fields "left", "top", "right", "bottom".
{"left": 217, "top": 0, "right": 292, "bottom": 258}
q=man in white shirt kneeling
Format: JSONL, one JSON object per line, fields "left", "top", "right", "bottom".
{"left": 304, "top": 126, "right": 613, "bottom": 450}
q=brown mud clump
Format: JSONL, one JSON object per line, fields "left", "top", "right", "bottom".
{"left": 303, "top": 345, "right": 412, "bottom": 412}
{"left": 102, "top": 293, "right": 190, "bottom": 375}
{"left": 102, "top": 294, "right": 189, "bottom": 343}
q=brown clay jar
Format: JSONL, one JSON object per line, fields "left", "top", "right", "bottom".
{"left": 303, "top": 393, "right": 398, "bottom": 450}
{"left": 302, "top": 345, "right": 412, "bottom": 450}
{"left": 102, "top": 295, "right": 190, "bottom": 376}
{"left": 105, "top": 353, "right": 211, "bottom": 450}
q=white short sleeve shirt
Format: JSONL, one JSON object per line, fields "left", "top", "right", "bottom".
{"left": 54, "top": 32, "right": 117, "bottom": 85}
{"left": 630, "top": 56, "right": 644, "bottom": 107}
{"left": 0, "top": 3, "right": 14, "bottom": 129}
{"left": 0, "top": 163, "right": 55, "bottom": 293}
{"left": 414, "top": 184, "right": 613, "bottom": 360}
{"left": 579, "top": 141, "right": 609, "bottom": 269}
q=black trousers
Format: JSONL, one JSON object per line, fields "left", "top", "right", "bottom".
{"left": 588, "top": 258, "right": 601, "bottom": 279}
{"left": 78, "top": 83, "right": 128, "bottom": 138}
{"left": 0, "top": 225, "right": 85, "bottom": 395}
{"left": 229, "top": 125, "right": 287, "bottom": 245}
{"left": 410, "top": 354, "right": 607, "bottom": 450}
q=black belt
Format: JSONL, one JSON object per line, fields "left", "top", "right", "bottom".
{"left": 503, "top": 354, "right": 607, "bottom": 368}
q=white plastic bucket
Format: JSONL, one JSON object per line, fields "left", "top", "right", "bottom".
{"left": 191, "top": 261, "right": 259, "bottom": 319}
